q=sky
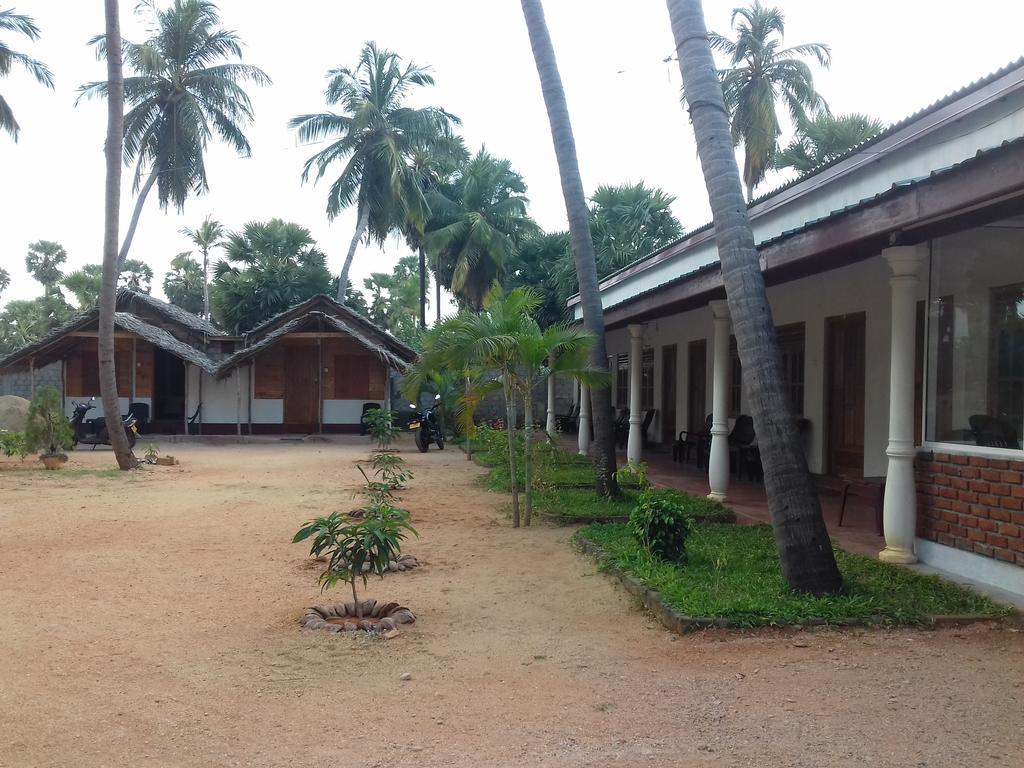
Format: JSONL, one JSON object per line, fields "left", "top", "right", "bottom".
{"left": 2, "top": 0, "right": 1024, "bottom": 311}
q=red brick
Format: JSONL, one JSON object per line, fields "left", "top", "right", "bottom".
{"left": 935, "top": 475, "right": 951, "bottom": 487}
{"left": 989, "top": 459, "right": 1010, "bottom": 470}
{"left": 1012, "top": 511, "right": 1024, "bottom": 526}
{"left": 951, "top": 454, "right": 970, "bottom": 466}
{"left": 958, "top": 490, "right": 978, "bottom": 504}
{"left": 969, "top": 456, "right": 988, "bottom": 467}
{"left": 938, "top": 533, "right": 956, "bottom": 547}
{"left": 949, "top": 525, "right": 968, "bottom": 538}
{"left": 934, "top": 452, "right": 951, "bottom": 463}
{"left": 1009, "top": 460, "right": 1024, "bottom": 473}
{"left": 981, "top": 468, "right": 1003, "bottom": 482}
{"left": 950, "top": 477, "right": 969, "bottom": 490}
{"left": 1012, "top": 485, "right": 1024, "bottom": 499}
{"left": 998, "top": 497, "right": 1022, "bottom": 512}
{"left": 977, "top": 518, "right": 996, "bottom": 531}
{"left": 973, "top": 542, "right": 994, "bottom": 557}
{"left": 932, "top": 521, "right": 950, "bottom": 533}
{"left": 960, "top": 467, "right": 980, "bottom": 479}
{"left": 998, "top": 522, "right": 1021, "bottom": 539}
{"left": 986, "top": 533, "right": 1009, "bottom": 548}
{"left": 951, "top": 500, "right": 970, "bottom": 514}
{"left": 978, "top": 493, "right": 999, "bottom": 506}
{"left": 990, "top": 483, "right": 1011, "bottom": 496}
{"left": 1016, "top": 553, "right": 1024, "bottom": 566}
{"left": 969, "top": 504, "right": 991, "bottom": 519}
{"left": 970, "top": 480, "right": 991, "bottom": 493}
{"left": 968, "top": 528, "right": 986, "bottom": 542}
{"left": 1001, "top": 470, "right": 1023, "bottom": 484}
{"left": 991, "top": 508, "right": 1012, "bottom": 522}
{"left": 939, "top": 487, "right": 958, "bottom": 500}
{"left": 941, "top": 510, "right": 959, "bottom": 523}
{"left": 995, "top": 549, "right": 1015, "bottom": 563}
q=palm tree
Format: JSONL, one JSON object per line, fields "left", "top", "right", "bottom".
{"left": 181, "top": 216, "right": 224, "bottom": 318}
{"left": 666, "top": 0, "right": 841, "bottom": 595}
{"left": 211, "top": 219, "right": 332, "bottom": 332}
{"left": 0, "top": 8, "right": 53, "bottom": 141}
{"left": 426, "top": 148, "right": 539, "bottom": 311}
{"left": 163, "top": 252, "right": 204, "bottom": 314}
{"left": 0, "top": 266, "right": 9, "bottom": 297}
{"left": 290, "top": 42, "right": 459, "bottom": 302}
{"left": 507, "top": 231, "right": 571, "bottom": 328}
{"left": 774, "top": 112, "right": 884, "bottom": 174}
{"left": 79, "top": 0, "right": 269, "bottom": 267}
{"left": 99, "top": 0, "right": 135, "bottom": 470}
{"left": 24, "top": 240, "right": 67, "bottom": 297}
{"left": 519, "top": 0, "right": 620, "bottom": 499}
{"left": 700, "top": 1, "right": 830, "bottom": 199}
{"left": 364, "top": 254, "right": 424, "bottom": 344}
{"left": 63, "top": 265, "right": 104, "bottom": 309}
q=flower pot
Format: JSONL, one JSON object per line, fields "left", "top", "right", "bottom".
{"left": 40, "top": 453, "right": 67, "bottom": 470}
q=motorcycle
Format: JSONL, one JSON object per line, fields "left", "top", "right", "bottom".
{"left": 410, "top": 394, "right": 445, "bottom": 453}
{"left": 70, "top": 397, "right": 139, "bottom": 449}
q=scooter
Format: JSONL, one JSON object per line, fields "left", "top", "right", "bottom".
{"left": 70, "top": 397, "right": 139, "bottom": 449}
{"left": 410, "top": 394, "right": 445, "bottom": 453}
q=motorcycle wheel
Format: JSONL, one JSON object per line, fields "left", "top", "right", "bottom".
{"left": 416, "top": 425, "right": 429, "bottom": 453}
{"left": 126, "top": 428, "right": 137, "bottom": 449}
{"left": 435, "top": 433, "right": 445, "bottom": 450}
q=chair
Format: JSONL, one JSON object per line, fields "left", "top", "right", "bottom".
{"left": 360, "top": 402, "right": 381, "bottom": 436}
{"left": 640, "top": 409, "right": 657, "bottom": 448}
{"left": 614, "top": 409, "right": 630, "bottom": 448}
{"left": 727, "top": 415, "right": 757, "bottom": 479}
{"left": 674, "top": 414, "right": 712, "bottom": 464}
{"left": 186, "top": 403, "right": 202, "bottom": 435}
{"left": 128, "top": 401, "right": 149, "bottom": 433}
{"left": 969, "top": 414, "right": 1020, "bottom": 449}
{"left": 555, "top": 402, "right": 580, "bottom": 433}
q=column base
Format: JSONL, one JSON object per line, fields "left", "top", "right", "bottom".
{"left": 878, "top": 546, "right": 917, "bottom": 564}
{"left": 707, "top": 491, "right": 727, "bottom": 503}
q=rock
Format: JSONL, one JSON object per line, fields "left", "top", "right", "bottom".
{"left": 382, "top": 629, "right": 401, "bottom": 640}
{"left": 387, "top": 561, "right": 399, "bottom": 572}
{"left": 377, "top": 617, "right": 397, "bottom": 631}
{"left": 400, "top": 672, "right": 412, "bottom": 681}
{"left": 361, "top": 599, "right": 377, "bottom": 616}
{"left": 326, "top": 624, "right": 343, "bottom": 633}
{"left": 0, "top": 395, "right": 29, "bottom": 433}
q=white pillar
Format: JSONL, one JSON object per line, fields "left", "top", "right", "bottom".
{"left": 545, "top": 369, "right": 557, "bottom": 435}
{"left": 578, "top": 384, "right": 591, "bottom": 455}
{"left": 708, "top": 300, "right": 731, "bottom": 502}
{"left": 626, "top": 324, "right": 644, "bottom": 463}
{"left": 880, "top": 246, "right": 926, "bottom": 564}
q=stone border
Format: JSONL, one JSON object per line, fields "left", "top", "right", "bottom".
{"left": 574, "top": 535, "right": 1009, "bottom": 634}
{"left": 301, "top": 599, "right": 416, "bottom": 634}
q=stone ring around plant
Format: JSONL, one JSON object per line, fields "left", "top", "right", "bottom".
{"left": 324, "top": 551, "right": 420, "bottom": 573}
{"left": 301, "top": 600, "right": 416, "bottom": 634}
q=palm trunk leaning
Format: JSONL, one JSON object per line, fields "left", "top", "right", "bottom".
{"left": 666, "top": 0, "right": 841, "bottom": 595}
{"left": 202, "top": 243, "right": 210, "bottom": 320}
{"left": 504, "top": 379, "right": 521, "bottom": 527}
{"left": 100, "top": 0, "right": 135, "bottom": 470}
{"left": 117, "top": 165, "right": 158, "bottom": 270}
{"left": 338, "top": 205, "right": 370, "bottom": 302}
{"left": 519, "top": 0, "right": 620, "bottom": 498}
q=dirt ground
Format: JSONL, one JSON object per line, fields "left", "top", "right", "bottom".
{"left": 0, "top": 438, "right": 1021, "bottom": 768}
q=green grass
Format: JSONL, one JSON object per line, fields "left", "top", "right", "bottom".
{"left": 533, "top": 486, "right": 736, "bottom": 524}
{"left": 577, "top": 523, "right": 1011, "bottom": 627}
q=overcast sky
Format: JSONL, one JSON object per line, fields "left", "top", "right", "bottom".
{"left": 2, "top": 0, "right": 1023, "bottom": 310}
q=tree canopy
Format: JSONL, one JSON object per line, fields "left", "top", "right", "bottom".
{"left": 0, "top": 8, "right": 53, "bottom": 141}
{"left": 774, "top": 112, "right": 884, "bottom": 174}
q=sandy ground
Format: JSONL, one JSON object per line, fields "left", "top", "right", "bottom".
{"left": 0, "top": 437, "right": 1022, "bottom": 768}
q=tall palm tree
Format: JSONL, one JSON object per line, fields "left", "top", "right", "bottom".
{"left": 80, "top": 0, "right": 269, "bottom": 267}
{"left": 774, "top": 112, "right": 884, "bottom": 174}
{"left": 180, "top": 215, "right": 223, "bottom": 318}
{"left": 425, "top": 148, "right": 539, "bottom": 311}
{"left": 519, "top": 0, "right": 620, "bottom": 499}
{"left": 363, "top": 254, "right": 424, "bottom": 344}
{"left": 290, "top": 42, "right": 459, "bottom": 302}
{"left": 700, "top": 1, "right": 830, "bottom": 199}
{"left": 163, "top": 252, "right": 204, "bottom": 314}
{"left": 666, "top": 0, "right": 841, "bottom": 594}
{"left": 99, "top": 0, "right": 135, "bottom": 470}
{"left": 0, "top": 8, "right": 53, "bottom": 141}
{"left": 24, "top": 240, "right": 67, "bottom": 297}
{"left": 0, "top": 266, "right": 9, "bottom": 297}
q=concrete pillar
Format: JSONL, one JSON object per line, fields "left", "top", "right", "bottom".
{"left": 545, "top": 369, "right": 557, "bottom": 435}
{"left": 626, "top": 324, "right": 644, "bottom": 463}
{"left": 578, "top": 384, "right": 591, "bottom": 455}
{"left": 880, "top": 246, "right": 926, "bottom": 564}
{"left": 708, "top": 301, "right": 731, "bottom": 502}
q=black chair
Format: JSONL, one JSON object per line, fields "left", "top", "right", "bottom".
{"left": 360, "top": 402, "right": 381, "bottom": 436}
{"left": 727, "top": 415, "right": 757, "bottom": 479}
{"left": 640, "top": 409, "right": 657, "bottom": 448}
{"left": 674, "top": 414, "right": 712, "bottom": 465}
{"left": 555, "top": 402, "right": 580, "bottom": 433}
{"left": 614, "top": 408, "right": 630, "bottom": 448}
{"left": 186, "top": 403, "right": 202, "bottom": 435}
{"left": 969, "top": 414, "right": 1020, "bottom": 449}
{"left": 128, "top": 401, "right": 149, "bottom": 433}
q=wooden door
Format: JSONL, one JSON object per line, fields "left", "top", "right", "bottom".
{"left": 661, "top": 345, "right": 677, "bottom": 443}
{"left": 825, "top": 313, "right": 866, "bottom": 477}
{"left": 284, "top": 345, "right": 320, "bottom": 431}
{"left": 687, "top": 340, "right": 707, "bottom": 433}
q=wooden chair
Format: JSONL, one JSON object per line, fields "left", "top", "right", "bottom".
{"left": 555, "top": 402, "right": 580, "bottom": 433}
{"left": 674, "top": 414, "right": 712, "bottom": 464}
{"left": 969, "top": 414, "right": 1020, "bottom": 449}
{"left": 640, "top": 409, "right": 657, "bottom": 448}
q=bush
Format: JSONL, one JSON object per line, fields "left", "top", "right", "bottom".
{"left": 628, "top": 490, "right": 692, "bottom": 562}
{"left": 363, "top": 408, "right": 398, "bottom": 451}
{"left": 616, "top": 461, "right": 649, "bottom": 489}
{"left": 0, "top": 430, "right": 28, "bottom": 459}
{"left": 25, "top": 386, "right": 73, "bottom": 457}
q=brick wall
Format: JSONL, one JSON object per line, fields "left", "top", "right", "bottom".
{"left": 916, "top": 450, "right": 1024, "bottom": 567}
{"left": 0, "top": 362, "right": 62, "bottom": 399}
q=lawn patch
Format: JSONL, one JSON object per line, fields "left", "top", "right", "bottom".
{"left": 536, "top": 487, "right": 735, "bottom": 525}
{"left": 576, "top": 522, "right": 1011, "bottom": 629}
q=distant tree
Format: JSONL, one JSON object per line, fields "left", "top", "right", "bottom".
{"left": 162, "top": 252, "right": 204, "bottom": 315}
{"left": 211, "top": 219, "right": 332, "bottom": 332}
{"left": 180, "top": 216, "right": 224, "bottom": 318}
{"left": 774, "top": 112, "right": 884, "bottom": 174}
{"left": 79, "top": 0, "right": 269, "bottom": 266}
{"left": 0, "top": 8, "right": 54, "bottom": 141}
{"left": 63, "top": 265, "right": 104, "bottom": 310}
{"left": 426, "top": 148, "right": 539, "bottom": 310}
{"left": 364, "top": 254, "right": 424, "bottom": 344}
{"left": 25, "top": 240, "right": 67, "bottom": 296}
{"left": 0, "top": 266, "right": 9, "bottom": 296}
{"left": 120, "top": 258, "right": 152, "bottom": 292}
{"left": 291, "top": 42, "right": 459, "bottom": 301}
{"left": 506, "top": 232, "right": 571, "bottom": 328}
{"left": 0, "top": 296, "right": 71, "bottom": 355}
{"left": 700, "top": 1, "right": 831, "bottom": 199}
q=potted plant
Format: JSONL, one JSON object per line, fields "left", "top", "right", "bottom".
{"left": 293, "top": 505, "right": 418, "bottom": 632}
{"left": 24, "top": 386, "right": 74, "bottom": 470}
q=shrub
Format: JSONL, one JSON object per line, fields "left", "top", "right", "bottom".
{"left": 371, "top": 452, "right": 413, "bottom": 488}
{"left": 0, "top": 430, "right": 28, "bottom": 460}
{"left": 628, "top": 490, "right": 692, "bottom": 562}
{"left": 24, "top": 386, "right": 73, "bottom": 457}
{"left": 363, "top": 408, "right": 398, "bottom": 451}
{"left": 641, "top": 488, "right": 734, "bottom": 522}
{"left": 616, "top": 460, "right": 649, "bottom": 489}
{"left": 143, "top": 443, "right": 160, "bottom": 464}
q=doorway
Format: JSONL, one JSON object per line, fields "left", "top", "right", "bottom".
{"left": 284, "top": 344, "right": 320, "bottom": 432}
{"left": 825, "top": 312, "right": 866, "bottom": 477}
{"left": 152, "top": 347, "right": 186, "bottom": 432}
{"left": 687, "top": 339, "right": 707, "bottom": 433}
{"left": 661, "top": 345, "right": 677, "bottom": 443}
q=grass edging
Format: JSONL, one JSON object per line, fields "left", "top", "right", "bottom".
{"left": 574, "top": 532, "right": 1010, "bottom": 634}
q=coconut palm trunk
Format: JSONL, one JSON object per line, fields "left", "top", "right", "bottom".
{"left": 100, "top": 0, "right": 135, "bottom": 470}
{"left": 117, "top": 166, "right": 157, "bottom": 269}
{"left": 520, "top": 0, "right": 620, "bottom": 498}
{"left": 339, "top": 205, "right": 370, "bottom": 301}
{"left": 418, "top": 247, "right": 427, "bottom": 328}
{"left": 522, "top": 375, "right": 534, "bottom": 526}
{"left": 666, "top": 0, "right": 841, "bottom": 595}
{"left": 504, "top": 379, "right": 521, "bottom": 528}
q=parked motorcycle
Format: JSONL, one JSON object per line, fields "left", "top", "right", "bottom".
{"left": 410, "top": 394, "right": 445, "bottom": 453}
{"left": 70, "top": 397, "right": 139, "bottom": 449}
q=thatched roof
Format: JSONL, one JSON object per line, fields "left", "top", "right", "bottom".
{"left": 118, "top": 288, "right": 222, "bottom": 336}
{"left": 214, "top": 310, "right": 409, "bottom": 378}
{"left": 113, "top": 313, "right": 218, "bottom": 375}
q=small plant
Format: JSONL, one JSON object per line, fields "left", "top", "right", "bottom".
{"left": 0, "top": 430, "right": 28, "bottom": 460}
{"left": 143, "top": 443, "right": 160, "bottom": 464}
{"left": 616, "top": 461, "right": 650, "bottom": 489}
{"left": 293, "top": 507, "right": 417, "bottom": 618}
{"left": 24, "top": 386, "right": 73, "bottom": 461}
{"left": 371, "top": 452, "right": 413, "bottom": 488}
{"left": 357, "top": 464, "right": 400, "bottom": 506}
{"left": 363, "top": 408, "right": 399, "bottom": 451}
{"left": 628, "top": 490, "right": 692, "bottom": 562}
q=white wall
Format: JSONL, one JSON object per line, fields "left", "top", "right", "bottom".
{"left": 186, "top": 367, "right": 250, "bottom": 426}
{"left": 323, "top": 399, "right": 383, "bottom": 425}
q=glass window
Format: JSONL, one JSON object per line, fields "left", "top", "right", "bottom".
{"left": 926, "top": 224, "right": 1024, "bottom": 450}
{"left": 777, "top": 323, "right": 806, "bottom": 415}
